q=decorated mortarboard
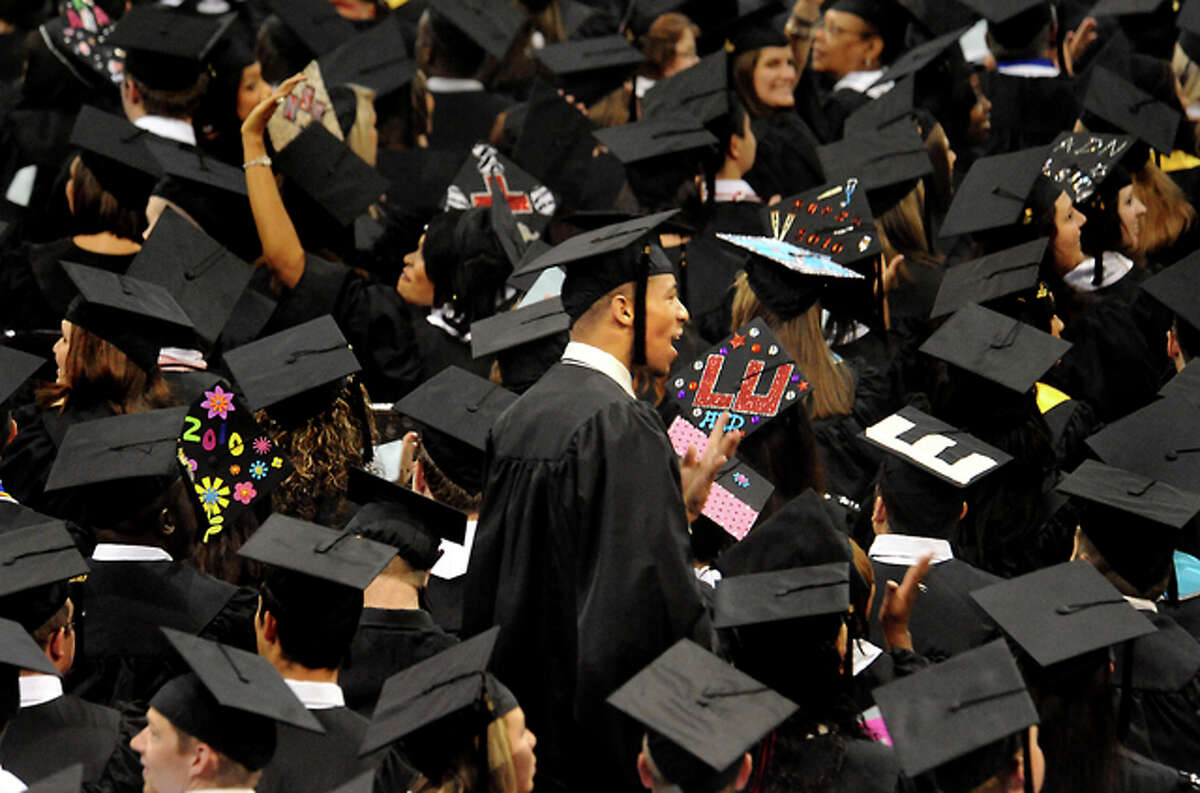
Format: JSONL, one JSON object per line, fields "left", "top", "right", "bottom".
{"left": 971, "top": 560, "right": 1157, "bottom": 667}
{"left": 717, "top": 234, "right": 866, "bottom": 280}
{"left": 875, "top": 25, "right": 968, "bottom": 85}
{"left": 177, "top": 383, "right": 292, "bottom": 545}
{"left": 470, "top": 297, "right": 570, "bottom": 360}
{"left": 863, "top": 405, "right": 1012, "bottom": 488}
{"left": 265, "top": 0, "right": 356, "bottom": 56}
{"left": 0, "top": 346, "right": 45, "bottom": 406}
{"left": 428, "top": 0, "right": 527, "bottom": 60}
{"left": 359, "top": 625, "right": 501, "bottom": 757}
{"left": 1041, "top": 131, "right": 1135, "bottom": 204}
{"left": 62, "top": 264, "right": 196, "bottom": 373}
{"left": 930, "top": 238, "right": 1048, "bottom": 318}
{"left": 762, "top": 179, "right": 882, "bottom": 267}
{"left": 145, "top": 139, "right": 248, "bottom": 197}
{"left": 716, "top": 490, "right": 852, "bottom": 576}
{"left": 22, "top": 765, "right": 84, "bottom": 793}
{"left": 107, "top": 6, "right": 229, "bottom": 91}
{"left": 39, "top": 0, "right": 122, "bottom": 86}
{"left": 1055, "top": 458, "right": 1200, "bottom": 529}
{"left": 607, "top": 639, "right": 797, "bottom": 790}
{"left": 816, "top": 126, "right": 933, "bottom": 212}
{"left": 237, "top": 513, "right": 396, "bottom": 590}
{"left": 443, "top": 143, "right": 557, "bottom": 240}
{"left": 713, "top": 563, "right": 850, "bottom": 629}
{"left": 318, "top": 14, "right": 415, "bottom": 98}
{"left": 125, "top": 208, "right": 252, "bottom": 345}
{"left": 346, "top": 467, "right": 468, "bottom": 569}
{"left": 152, "top": 628, "right": 324, "bottom": 771}
{"left": 274, "top": 123, "right": 387, "bottom": 227}
{"left": 844, "top": 77, "right": 917, "bottom": 136}
{"left": 871, "top": 640, "right": 1039, "bottom": 780}
{"left": 43, "top": 407, "right": 189, "bottom": 493}
{"left": 643, "top": 51, "right": 732, "bottom": 126}
{"left": 267, "top": 61, "right": 343, "bottom": 153}
{"left": 535, "top": 35, "right": 645, "bottom": 106}
{"left": 1085, "top": 396, "right": 1200, "bottom": 493}
{"left": 1140, "top": 249, "right": 1200, "bottom": 332}
{"left": 69, "top": 106, "right": 163, "bottom": 209}
{"left": 0, "top": 519, "right": 89, "bottom": 633}
{"left": 937, "top": 146, "right": 1050, "bottom": 239}
{"left": 222, "top": 315, "right": 361, "bottom": 413}
{"left": 918, "top": 303, "right": 1071, "bottom": 394}
{"left": 0, "top": 616, "right": 58, "bottom": 676}
{"left": 593, "top": 115, "right": 717, "bottom": 164}
{"left": 1081, "top": 66, "right": 1181, "bottom": 155}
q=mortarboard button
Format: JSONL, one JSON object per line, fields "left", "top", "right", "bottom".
{"left": 394, "top": 367, "right": 517, "bottom": 454}
{"left": 937, "top": 146, "right": 1050, "bottom": 239}
{"left": 237, "top": 513, "right": 396, "bottom": 591}
{"left": 713, "top": 563, "right": 851, "bottom": 628}
{"left": 265, "top": 0, "right": 356, "bottom": 57}
{"left": 0, "top": 615, "right": 59, "bottom": 675}
{"left": 1055, "top": 459, "right": 1200, "bottom": 530}
{"left": 930, "top": 238, "right": 1048, "bottom": 317}
{"left": 862, "top": 405, "right": 1012, "bottom": 487}
{"left": 1085, "top": 396, "right": 1200, "bottom": 492}
{"left": 273, "top": 123, "right": 388, "bottom": 228}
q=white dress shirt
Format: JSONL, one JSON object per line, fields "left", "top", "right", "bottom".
{"left": 284, "top": 679, "right": 345, "bottom": 710}
{"left": 18, "top": 674, "right": 63, "bottom": 708}
{"left": 133, "top": 115, "right": 197, "bottom": 146}
{"left": 91, "top": 543, "right": 173, "bottom": 562}
{"left": 562, "top": 341, "right": 635, "bottom": 398}
{"left": 867, "top": 534, "right": 954, "bottom": 566}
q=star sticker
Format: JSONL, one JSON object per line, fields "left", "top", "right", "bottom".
{"left": 798, "top": 381, "right": 810, "bottom": 392}
{"left": 730, "top": 332, "right": 746, "bottom": 349}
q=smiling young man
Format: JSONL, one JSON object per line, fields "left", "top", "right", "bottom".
{"left": 462, "top": 212, "right": 739, "bottom": 793}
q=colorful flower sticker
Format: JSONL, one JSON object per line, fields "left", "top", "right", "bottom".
{"left": 195, "top": 476, "right": 230, "bottom": 516}
{"left": 233, "top": 481, "right": 257, "bottom": 505}
{"left": 229, "top": 464, "right": 241, "bottom": 476}
{"left": 200, "top": 386, "right": 236, "bottom": 420}
{"left": 253, "top": 436, "right": 272, "bottom": 455}
{"left": 250, "top": 460, "right": 268, "bottom": 480}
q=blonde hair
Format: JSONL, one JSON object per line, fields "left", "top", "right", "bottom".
{"left": 413, "top": 713, "right": 520, "bottom": 793}
{"left": 1133, "top": 160, "right": 1197, "bottom": 258}
{"left": 1172, "top": 43, "right": 1200, "bottom": 154}
{"left": 730, "top": 273, "right": 855, "bottom": 419}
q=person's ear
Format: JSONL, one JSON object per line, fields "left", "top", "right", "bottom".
{"left": 734, "top": 753, "right": 753, "bottom": 791}
{"left": 959, "top": 501, "right": 968, "bottom": 521}
{"left": 1168, "top": 328, "right": 1181, "bottom": 360}
{"left": 871, "top": 495, "right": 887, "bottom": 530}
{"left": 611, "top": 292, "right": 635, "bottom": 328}
{"left": 261, "top": 608, "right": 278, "bottom": 643}
{"left": 47, "top": 626, "right": 66, "bottom": 663}
{"left": 6, "top": 417, "right": 16, "bottom": 446}
{"left": 636, "top": 752, "right": 657, "bottom": 791}
{"left": 863, "top": 35, "right": 884, "bottom": 65}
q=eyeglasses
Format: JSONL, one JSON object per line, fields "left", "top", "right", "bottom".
{"left": 815, "top": 18, "right": 877, "bottom": 39}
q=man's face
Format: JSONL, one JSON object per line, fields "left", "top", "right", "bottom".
{"left": 130, "top": 708, "right": 194, "bottom": 793}
{"left": 642, "top": 273, "right": 689, "bottom": 377}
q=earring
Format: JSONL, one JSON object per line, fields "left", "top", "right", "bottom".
{"left": 160, "top": 507, "right": 176, "bottom": 536}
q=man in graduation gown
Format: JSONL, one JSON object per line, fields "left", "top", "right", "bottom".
{"left": 462, "top": 214, "right": 738, "bottom": 793}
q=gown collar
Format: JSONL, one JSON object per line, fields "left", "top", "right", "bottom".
{"left": 867, "top": 534, "right": 954, "bottom": 566}
{"left": 19, "top": 674, "right": 62, "bottom": 708}
{"left": 562, "top": 341, "right": 635, "bottom": 398}
{"left": 284, "top": 679, "right": 345, "bottom": 710}
{"left": 91, "top": 543, "right": 173, "bottom": 562}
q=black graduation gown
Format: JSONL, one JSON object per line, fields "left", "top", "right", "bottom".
{"left": 744, "top": 112, "right": 825, "bottom": 200}
{"left": 462, "top": 362, "right": 712, "bottom": 793}
{"left": 257, "top": 706, "right": 401, "bottom": 793}
{"left": 66, "top": 558, "right": 257, "bottom": 711}
{"left": 977, "top": 71, "right": 1080, "bottom": 157}
{"left": 427, "top": 90, "right": 511, "bottom": 156}
{"left": 762, "top": 729, "right": 909, "bottom": 793}
{"left": 1120, "top": 748, "right": 1200, "bottom": 793}
{"left": 867, "top": 555, "right": 1002, "bottom": 661}
{"left": 0, "top": 238, "right": 135, "bottom": 331}
{"left": 339, "top": 608, "right": 458, "bottom": 717}
{"left": 1117, "top": 612, "right": 1200, "bottom": 774}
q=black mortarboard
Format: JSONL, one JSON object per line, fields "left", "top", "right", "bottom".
{"left": 62, "top": 264, "right": 196, "bottom": 373}
{"left": 69, "top": 106, "right": 163, "bottom": 210}
{"left": 265, "top": 0, "right": 356, "bottom": 57}
{"left": 1041, "top": 131, "right": 1135, "bottom": 204}
{"left": 470, "top": 298, "right": 570, "bottom": 359}
{"left": 1141, "top": 250, "right": 1200, "bottom": 333}
{"left": 668, "top": 317, "right": 808, "bottom": 439}
{"left": 937, "top": 146, "right": 1050, "bottom": 239}
{"left": 863, "top": 405, "right": 1012, "bottom": 487}
{"left": 1081, "top": 66, "right": 1181, "bottom": 155}
{"left": 44, "top": 407, "right": 188, "bottom": 493}
{"left": 535, "top": 35, "right": 645, "bottom": 106}
{"left": 108, "top": 6, "right": 227, "bottom": 91}
{"left": 346, "top": 467, "right": 467, "bottom": 569}
{"left": 956, "top": 0, "right": 1051, "bottom": 49}
{"left": 919, "top": 303, "right": 1071, "bottom": 393}
{"left": 593, "top": 115, "right": 717, "bottom": 164}
{"left": 429, "top": 0, "right": 526, "bottom": 60}
{"left": 643, "top": 51, "right": 732, "bottom": 126}
{"left": 237, "top": 512, "right": 396, "bottom": 590}
{"left": 1180, "top": 0, "right": 1200, "bottom": 62}
{"left": 1091, "top": 0, "right": 1173, "bottom": 14}
{"left": 318, "top": 14, "right": 415, "bottom": 97}
{"left": 151, "top": 628, "right": 324, "bottom": 771}
{"left": 1056, "top": 458, "right": 1200, "bottom": 530}
{"left": 716, "top": 489, "right": 853, "bottom": 577}
{"left": 871, "top": 640, "right": 1039, "bottom": 780}
{"left": 930, "top": 238, "right": 1048, "bottom": 318}
{"left": 274, "top": 124, "right": 388, "bottom": 227}
{"left": 1160, "top": 361, "right": 1200, "bottom": 405}
{"left": 145, "top": 138, "right": 248, "bottom": 198}
{"left": 816, "top": 125, "right": 933, "bottom": 214}
{"left": 177, "top": 383, "right": 292, "bottom": 545}
{"left": 222, "top": 315, "right": 362, "bottom": 413}
{"left": 23, "top": 765, "right": 83, "bottom": 793}
{"left": 0, "top": 616, "right": 57, "bottom": 676}
{"left": 764, "top": 179, "right": 882, "bottom": 268}
{"left": 726, "top": 1, "right": 790, "bottom": 53}
{"left": 607, "top": 639, "right": 797, "bottom": 792}
{"left": 971, "top": 560, "right": 1157, "bottom": 667}
{"left": 0, "top": 519, "right": 88, "bottom": 633}
{"left": 713, "top": 563, "right": 850, "bottom": 628}
{"left": 359, "top": 626, "right": 500, "bottom": 760}
{"left": 125, "top": 208, "right": 252, "bottom": 346}
{"left": 1085, "top": 397, "right": 1200, "bottom": 493}
{"left": 0, "top": 346, "right": 44, "bottom": 406}
{"left": 953, "top": 0, "right": 1047, "bottom": 21}
{"left": 843, "top": 76, "right": 917, "bottom": 136}
{"left": 875, "top": 25, "right": 968, "bottom": 85}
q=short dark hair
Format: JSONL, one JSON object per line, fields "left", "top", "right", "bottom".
{"left": 259, "top": 568, "right": 362, "bottom": 670}
{"left": 1175, "top": 317, "right": 1200, "bottom": 363}
{"left": 420, "top": 10, "right": 486, "bottom": 79}
{"left": 875, "top": 458, "right": 962, "bottom": 540}
{"left": 130, "top": 72, "right": 209, "bottom": 119}
{"left": 69, "top": 155, "right": 146, "bottom": 240}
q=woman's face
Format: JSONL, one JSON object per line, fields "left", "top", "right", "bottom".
{"left": 1118, "top": 183, "right": 1148, "bottom": 250}
{"left": 752, "top": 46, "right": 798, "bottom": 109}
{"left": 54, "top": 319, "right": 72, "bottom": 383}
{"left": 236, "top": 62, "right": 271, "bottom": 122}
{"left": 504, "top": 708, "right": 537, "bottom": 793}
{"left": 811, "top": 9, "right": 879, "bottom": 80}
{"left": 663, "top": 27, "right": 700, "bottom": 78}
{"left": 1052, "top": 191, "right": 1087, "bottom": 274}
{"left": 967, "top": 73, "right": 992, "bottom": 146}
{"left": 397, "top": 234, "right": 436, "bottom": 307}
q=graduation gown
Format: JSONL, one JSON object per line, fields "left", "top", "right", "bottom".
{"left": 977, "top": 71, "right": 1080, "bottom": 157}
{"left": 744, "top": 112, "right": 825, "bottom": 200}
{"left": 428, "top": 90, "right": 511, "bottom": 156}
{"left": 762, "top": 729, "right": 909, "bottom": 793}
{"left": 0, "top": 238, "right": 135, "bottom": 332}
{"left": 462, "top": 362, "right": 712, "bottom": 793}
{"left": 339, "top": 608, "right": 458, "bottom": 718}
{"left": 257, "top": 705, "right": 402, "bottom": 793}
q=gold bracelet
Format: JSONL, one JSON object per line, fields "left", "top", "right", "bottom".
{"left": 242, "top": 155, "right": 272, "bottom": 170}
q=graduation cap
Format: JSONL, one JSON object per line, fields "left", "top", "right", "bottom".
{"left": 359, "top": 625, "right": 501, "bottom": 761}
{"left": 151, "top": 628, "right": 324, "bottom": 771}
{"left": 717, "top": 233, "right": 866, "bottom": 321}
{"left": 930, "top": 238, "right": 1048, "bottom": 318}
{"left": 345, "top": 467, "right": 468, "bottom": 570}
{"left": 593, "top": 114, "right": 718, "bottom": 164}
{"left": 44, "top": 407, "right": 188, "bottom": 494}
{"left": 0, "top": 520, "right": 89, "bottom": 633}
{"left": 273, "top": 123, "right": 388, "bottom": 227}
{"left": 816, "top": 125, "right": 933, "bottom": 214}
{"left": 844, "top": 76, "right": 917, "bottom": 136}
{"left": 443, "top": 144, "right": 557, "bottom": 240}
{"left": 470, "top": 298, "right": 569, "bottom": 360}
{"left": 1141, "top": 249, "right": 1200, "bottom": 333}
{"left": 535, "top": 35, "right": 645, "bottom": 107}
{"left": 107, "top": 6, "right": 228, "bottom": 91}
{"left": 937, "top": 146, "right": 1050, "bottom": 239}
{"left": 607, "top": 639, "right": 797, "bottom": 793}
{"left": 643, "top": 51, "right": 732, "bottom": 127}
{"left": 1180, "top": 0, "right": 1200, "bottom": 62}
{"left": 919, "top": 303, "right": 1071, "bottom": 394}
{"left": 125, "top": 208, "right": 252, "bottom": 346}
{"left": 237, "top": 512, "right": 396, "bottom": 591}
{"left": 318, "top": 14, "right": 415, "bottom": 97}
{"left": 863, "top": 405, "right": 1012, "bottom": 487}
{"left": 725, "top": 0, "right": 790, "bottom": 53}
{"left": 428, "top": 0, "right": 527, "bottom": 60}
{"left": 511, "top": 81, "right": 610, "bottom": 211}
{"left": 145, "top": 138, "right": 248, "bottom": 198}
{"left": 265, "top": 0, "right": 356, "bottom": 56}
{"left": 69, "top": 106, "right": 163, "bottom": 210}
{"left": 713, "top": 563, "right": 850, "bottom": 628}
{"left": 177, "top": 383, "right": 292, "bottom": 545}
{"left": 40, "top": 0, "right": 122, "bottom": 87}
{"left": 970, "top": 560, "right": 1157, "bottom": 667}
{"left": 1160, "top": 361, "right": 1200, "bottom": 405}
{"left": 763, "top": 179, "right": 883, "bottom": 267}
{"left": 875, "top": 25, "right": 968, "bottom": 86}
{"left": 61, "top": 264, "right": 196, "bottom": 373}
{"left": 715, "top": 489, "right": 854, "bottom": 577}
{"left": 0, "top": 346, "right": 44, "bottom": 407}
{"left": 955, "top": 0, "right": 1052, "bottom": 50}
{"left": 1040, "top": 131, "right": 1135, "bottom": 204}
{"left": 222, "top": 315, "right": 361, "bottom": 414}
{"left": 1084, "top": 396, "right": 1200, "bottom": 494}
{"left": 1081, "top": 66, "right": 1181, "bottom": 155}
{"left": 0, "top": 616, "right": 58, "bottom": 676}
{"left": 871, "top": 640, "right": 1039, "bottom": 782}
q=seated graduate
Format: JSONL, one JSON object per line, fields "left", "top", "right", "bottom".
{"left": 468, "top": 299, "right": 570, "bottom": 395}
{"left": 359, "top": 627, "right": 536, "bottom": 793}
{"left": 39, "top": 408, "right": 257, "bottom": 711}
{"left": 0, "top": 519, "right": 138, "bottom": 790}
{"left": 0, "top": 347, "right": 43, "bottom": 519}
{"left": 0, "top": 617, "right": 64, "bottom": 793}
{"left": 131, "top": 629, "right": 325, "bottom": 793}
{"left": 607, "top": 639, "right": 795, "bottom": 793}
{"left": 236, "top": 513, "right": 408, "bottom": 793}
{"left": 339, "top": 467, "right": 471, "bottom": 717}
{"left": 1140, "top": 251, "right": 1200, "bottom": 381}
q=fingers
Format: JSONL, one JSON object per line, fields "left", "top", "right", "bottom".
{"left": 897, "top": 553, "right": 933, "bottom": 598}
{"left": 681, "top": 445, "right": 699, "bottom": 469}
{"left": 705, "top": 411, "right": 730, "bottom": 445}
{"left": 877, "top": 579, "right": 898, "bottom": 620}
